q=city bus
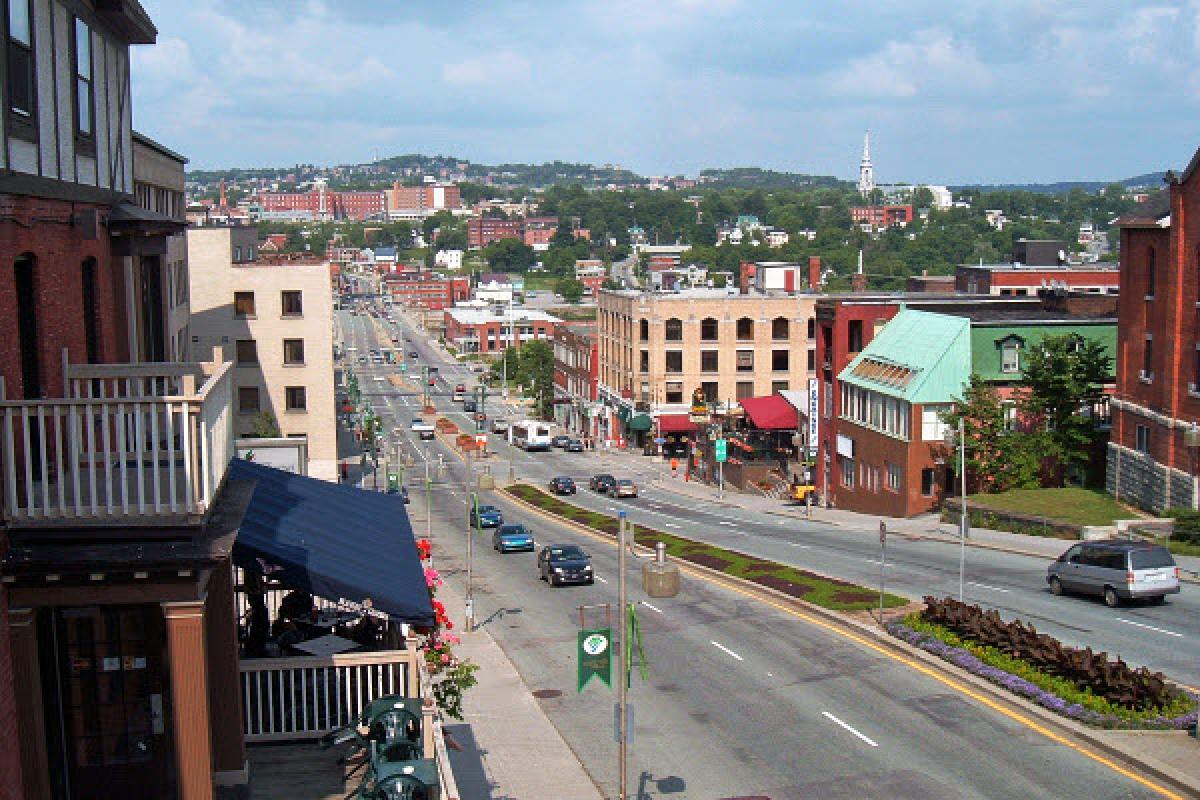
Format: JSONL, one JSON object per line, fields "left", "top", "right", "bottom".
{"left": 510, "top": 420, "right": 553, "bottom": 452}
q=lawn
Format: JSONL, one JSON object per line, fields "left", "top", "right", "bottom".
{"left": 966, "top": 488, "right": 1140, "bottom": 528}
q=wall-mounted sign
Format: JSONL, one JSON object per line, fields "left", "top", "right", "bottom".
{"left": 836, "top": 434, "right": 855, "bottom": 459}
{"left": 808, "top": 378, "right": 819, "bottom": 456}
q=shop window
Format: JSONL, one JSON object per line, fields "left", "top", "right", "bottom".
{"left": 920, "top": 468, "right": 937, "bottom": 496}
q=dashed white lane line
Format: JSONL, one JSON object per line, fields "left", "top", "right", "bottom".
{"left": 718, "top": 521, "right": 737, "bottom": 527}
{"left": 664, "top": 523, "right": 681, "bottom": 529}
{"left": 1116, "top": 618, "right": 1184, "bottom": 638}
{"left": 710, "top": 641, "right": 744, "bottom": 661}
{"left": 595, "top": 576, "right": 609, "bottom": 584}
{"left": 788, "top": 542, "right": 811, "bottom": 549}
{"left": 967, "top": 581, "right": 1010, "bottom": 594}
{"left": 821, "top": 712, "right": 878, "bottom": 747}
{"left": 640, "top": 601, "right": 663, "bottom": 613}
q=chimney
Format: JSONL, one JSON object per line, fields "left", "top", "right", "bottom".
{"left": 808, "top": 256, "right": 822, "bottom": 291}
{"left": 219, "top": 179, "right": 228, "bottom": 209}
{"left": 852, "top": 249, "right": 868, "bottom": 292}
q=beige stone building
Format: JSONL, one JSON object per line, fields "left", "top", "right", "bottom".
{"left": 187, "top": 224, "right": 338, "bottom": 480}
{"left": 596, "top": 288, "right": 816, "bottom": 439}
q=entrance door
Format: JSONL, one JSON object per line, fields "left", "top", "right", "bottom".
{"left": 54, "top": 605, "right": 175, "bottom": 799}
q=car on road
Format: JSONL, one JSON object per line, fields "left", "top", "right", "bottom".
{"left": 453, "top": 384, "right": 467, "bottom": 402}
{"left": 409, "top": 350, "right": 419, "bottom": 358}
{"left": 565, "top": 439, "right": 584, "bottom": 452}
{"left": 1047, "top": 540, "right": 1180, "bottom": 607}
{"left": 491, "top": 418, "right": 509, "bottom": 434}
{"left": 549, "top": 476, "right": 576, "bottom": 495}
{"left": 551, "top": 435, "right": 572, "bottom": 449}
{"left": 590, "top": 474, "right": 616, "bottom": 493}
{"left": 538, "top": 544, "right": 594, "bottom": 586}
{"left": 463, "top": 399, "right": 477, "bottom": 413}
{"left": 472, "top": 364, "right": 486, "bottom": 373}
{"left": 493, "top": 524, "right": 535, "bottom": 553}
{"left": 410, "top": 418, "right": 435, "bottom": 440}
{"left": 469, "top": 504, "right": 504, "bottom": 528}
{"left": 608, "top": 479, "right": 638, "bottom": 498}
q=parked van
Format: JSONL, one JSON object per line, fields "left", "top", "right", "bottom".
{"left": 1047, "top": 541, "right": 1180, "bottom": 607}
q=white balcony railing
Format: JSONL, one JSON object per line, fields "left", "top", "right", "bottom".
{"left": 0, "top": 350, "right": 233, "bottom": 525}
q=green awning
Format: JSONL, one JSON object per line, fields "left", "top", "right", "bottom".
{"left": 627, "top": 414, "right": 653, "bottom": 432}
{"left": 617, "top": 406, "right": 632, "bottom": 423}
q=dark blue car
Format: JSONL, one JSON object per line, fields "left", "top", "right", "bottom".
{"left": 493, "top": 524, "right": 535, "bottom": 553}
{"left": 469, "top": 504, "right": 503, "bottom": 528}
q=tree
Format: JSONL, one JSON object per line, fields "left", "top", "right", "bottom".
{"left": 250, "top": 411, "right": 281, "bottom": 438}
{"left": 912, "top": 186, "right": 935, "bottom": 209}
{"left": 1019, "top": 334, "right": 1113, "bottom": 485}
{"left": 513, "top": 340, "right": 555, "bottom": 418}
{"left": 941, "top": 375, "right": 1042, "bottom": 494}
{"left": 557, "top": 277, "right": 584, "bottom": 303}
{"left": 483, "top": 238, "right": 536, "bottom": 272}
{"left": 435, "top": 227, "right": 467, "bottom": 252}
{"left": 552, "top": 219, "right": 576, "bottom": 248}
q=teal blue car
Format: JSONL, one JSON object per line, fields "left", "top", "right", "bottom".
{"left": 493, "top": 524, "right": 535, "bottom": 553}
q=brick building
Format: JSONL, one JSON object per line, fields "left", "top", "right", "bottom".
{"left": 1108, "top": 161, "right": 1200, "bottom": 511}
{"left": 257, "top": 182, "right": 386, "bottom": 222}
{"left": 850, "top": 204, "right": 914, "bottom": 229}
{"left": 955, "top": 264, "right": 1119, "bottom": 296}
{"left": 553, "top": 324, "right": 598, "bottom": 435}
{"left": 523, "top": 216, "right": 560, "bottom": 249}
{"left": 467, "top": 217, "right": 523, "bottom": 248}
{"left": 384, "top": 274, "right": 470, "bottom": 310}
{"left": 443, "top": 307, "right": 560, "bottom": 353}
{"left": 384, "top": 183, "right": 461, "bottom": 219}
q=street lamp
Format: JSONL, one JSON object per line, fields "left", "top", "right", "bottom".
{"left": 944, "top": 417, "right": 967, "bottom": 602}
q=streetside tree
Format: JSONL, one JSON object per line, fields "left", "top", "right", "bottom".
{"left": 941, "top": 374, "right": 1042, "bottom": 494}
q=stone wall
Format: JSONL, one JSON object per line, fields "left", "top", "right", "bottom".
{"left": 1106, "top": 443, "right": 1196, "bottom": 513}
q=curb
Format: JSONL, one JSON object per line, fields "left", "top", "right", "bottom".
{"left": 496, "top": 485, "right": 1200, "bottom": 800}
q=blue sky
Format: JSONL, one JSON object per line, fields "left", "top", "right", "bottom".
{"left": 131, "top": 1, "right": 1200, "bottom": 184}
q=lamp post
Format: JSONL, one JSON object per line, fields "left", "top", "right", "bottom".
{"left": 944, "top": 417, "right": 966, "bottom": 602}
{"left": 616, "top": 511, "right": 629, "bottom": 800}
{"left": 467, "top": 492, "right": 479, "bottom": 633}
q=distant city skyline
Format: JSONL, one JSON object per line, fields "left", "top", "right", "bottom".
{"left": 132, "top": 1, "right": 1200, "bottom": 184}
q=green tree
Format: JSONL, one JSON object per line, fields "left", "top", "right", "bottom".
{"left": 250, "top": 411, "right": 281, "bottom": 438}
{"left": 1019, "top": 334, "right": 1113, "bottom": 486}
{"left": 552, "top": 219, "right": 576, "bottom": 248}
{"left": 557, "top": 277, "right": 584, "bottom": 303}
{"left": 912, "top": 186, "right": 934, "bottom": 208}
{"left": 514, "top": 340, "right": 555, "bottom": 418}
{"left": 941, "top": 375, "right": 1042, "bottom": 493}
{"left": 435, "top": 227, "right": 468, "bottom": 252}
{"left": 483, "top": 238, "right": 536, "bottom": 272}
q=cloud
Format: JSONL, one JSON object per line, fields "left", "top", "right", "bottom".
{"left": 442, "top": 52, "right": 532, "bottom": 87}
{"left": 829, "top": 29, "right": 993, "bottom": 99}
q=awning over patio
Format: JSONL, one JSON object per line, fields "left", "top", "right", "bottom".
{"left": 627, "top": 413, "right": 653, "bottom": 432}
{"left": 739, "top": 394, "right": 801, "bottom": 431}
{"left": 228, "top": 459, "right": 435, "bottom": 627}
{"left": 657, "top": 414, "right": 698, "bottom": 434}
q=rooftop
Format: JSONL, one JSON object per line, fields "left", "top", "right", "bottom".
{"left": 446, "top": 307, "right": 562, "bottom": 325}
{"left": 839, "top": 310, "right": 971, "bottom": 403}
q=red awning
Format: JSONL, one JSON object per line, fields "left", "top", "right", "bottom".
{"left": 657, "top": 414, "right": 698, "bottom": 434}
{"left": 739, "top": 395, "right": 800, "bottom": 431}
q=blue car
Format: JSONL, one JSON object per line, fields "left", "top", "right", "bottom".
{"left": 470, "top": 504, "right": 503, "bottom": 528}
{"left": 493, "top": 524, "right": 535, "bottom": 553}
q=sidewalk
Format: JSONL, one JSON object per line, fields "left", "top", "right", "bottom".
{"left": 435, "top": 580, "right": 602, "bottom": 800}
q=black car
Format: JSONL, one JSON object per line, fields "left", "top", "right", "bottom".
{"left": 565, "top": 439, "right": 584, "bottom": 452}
{"left": 551, "top": 435, "right": 572, "bottom": 449}
{"left": 538, "top": 544, "right": 594, "bottom": 586}
{"left": 549, "top": 476, "right": 576, "bottom": 495}
{"left": 463, "top": 399, "right": 478, "bottom": 413}
{"left": 409, "top": 350, "right": 419, "bottom": 358}
{"left": 589, "top": 474, "right": 616, "bottom": 493}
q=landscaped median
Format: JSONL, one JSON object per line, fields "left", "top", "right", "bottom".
{"left": 502, "top": 483, "right": 908, "bottom": 612}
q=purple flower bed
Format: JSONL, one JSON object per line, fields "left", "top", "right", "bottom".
{"left": 886, "top": 621, "right": 1198, "bottom": 731}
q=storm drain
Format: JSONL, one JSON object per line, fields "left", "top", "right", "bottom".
{"left": 531, "top": 688, "right": 563, "bottom": 699}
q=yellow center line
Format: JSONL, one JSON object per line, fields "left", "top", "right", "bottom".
{"left": 501, "top": 489, "right": 1185, "bottom": 800}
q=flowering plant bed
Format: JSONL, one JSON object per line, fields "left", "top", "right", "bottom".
{"left": 503, "top": 483, "right": 907, "bottom": 612}
{"left": 887, "top": 611, "right": 1196, "bottom": 730}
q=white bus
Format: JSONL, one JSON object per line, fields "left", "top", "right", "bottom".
{"left": 510, "top": 420, "right": 553, "bottom": 452}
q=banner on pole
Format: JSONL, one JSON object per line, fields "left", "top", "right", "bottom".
{"left": 578, "top": 627, "right": 612, "bottom": 692}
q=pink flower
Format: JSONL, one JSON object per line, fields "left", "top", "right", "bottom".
{"left": 444, "top": 633, "right": 461, "bottom": 646}
{"left": 441, "top": 653, "right": 450, "bottom": 664}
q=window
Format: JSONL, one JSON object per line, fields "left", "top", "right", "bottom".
{"left": 848, "top": 320, "right": 863, "bottom": 353}
{"left": 235, "top": 340, "right": 258, "bottom": 365}
{"left": 665, "top": 318, "right": 682, "bottom": 341}
{"left": 238, "top": 387, "right": 260, "bottom": 413}
{"left": 285, "top": 386, "right": 307, "bottom": 411}
{"left": 840, "top": 457, "right": 855, "bottom": 488}
{"left": 701, "top": 350, "right": 719, "bottom": 373}
{"left": 665, "top": 351, "right": 682, "bottom": 373}
{"left": 773, "top": 317, "right": 790, "bottom": 340}
{"left": 771, "top": 349, "right": 789, "bottom": 371}
{"left": 233, "top": 245, "right": 242, "bottom": 263}
{"left": 1001, "top": 341, "right": 1021, "bottom": 373}
{"left": 839, "top": 384, "right": 911, "bottom": 439}
{"left": 639, "top": 319, "right": 648, "bottom": 341}
{"left": 807, "top": 349, "right": 816, "bottom": 371}
{"left": 1142, "top": 335, "right": 1153, "bottom": 379}
{"left": 736, "top": 350, "right": 754, "bottom": 372}
{"left": 234, "top": 291, "right": 255, "bottom": 317}
{"left": 283, "top": 338, "right": 305, "bottom": 365}
{"left": 1146, "top": 247, "right": 1157, "bottom": 298}
{"left": 1136, "top": 424, "right": 1150, "bottom": 453}
{"left": 736, "top": 381, "right": 754, "bottom": 400}
{"left": 823, "top": 381, "right": 832, "bottom": 419}
{"left": 920, "top": 468, "right": 937, "bottom": 496}
{"left": 921, "top": 405, "right": 951, "bottom": 441}
{"left": 282, "top": 290, "right": 303, "bottom": 316}
{"left": 886, "top": 462, "right": 902, "bottom": 491}
{"left": 639, "top": 350, "right": 649, "bottom": 373}
{"left": 72, "top": 18, "right": 93, "bottom": 136}
{"left": 1194, "top": 345, "right": 1200, "bottom": 390}
{"left": 81, "top": 258, "right": 99, "bottom": 364}
{"left": 807, "top": 318, "right": 815, "bottom": 340}
{"left": 701, "top": 381, "right": 718, "bottom": 402}
{"left": 771, "top": 380, "right": 789, "bottom": 393}
{"left": 7, "top": 0, "right": 34, "bottom": 119}
{"left": 665, "top": 381, "right": 683, "bottom": 404}
{"left": 701, "top": 317, "right": 719, "bottom": 341}
{"left": 736, "top": 317, "right": 754, "bottom": 340}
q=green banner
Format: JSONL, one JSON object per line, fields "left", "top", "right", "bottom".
{"left": 577, "top": 627, "right": 612, "bottom": 692}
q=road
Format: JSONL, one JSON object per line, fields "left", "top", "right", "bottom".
{"left": 333, "top": 304, "right": 1173, "bottom": 798}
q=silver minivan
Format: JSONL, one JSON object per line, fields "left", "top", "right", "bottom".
{"left": 1047, "top": 541, "right": 1180, "bottom": 607}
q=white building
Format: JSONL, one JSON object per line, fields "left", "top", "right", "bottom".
{"left": 435, "top": 249, "right": 464, "bottom": 270}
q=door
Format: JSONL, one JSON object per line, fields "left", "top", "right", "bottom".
{"left": 1059, "top": 545, "right": 1085, "bottom": 591}
{"left": 54, "top": 605, "right": 175, "bottom": 799}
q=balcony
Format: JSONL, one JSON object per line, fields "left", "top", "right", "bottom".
{"left": 0, "top": 353, "right": 233, "bottom": 526}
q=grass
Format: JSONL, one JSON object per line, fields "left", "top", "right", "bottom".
{"left": 965, "top": 487, "right": 1139, "bottom": 528}
{"left": 503, "top": 483, "right": 908, "bottom": 612}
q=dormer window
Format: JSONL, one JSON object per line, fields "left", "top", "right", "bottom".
{"left": 1000, "top": 337, "right": 1022, "bottom": 374}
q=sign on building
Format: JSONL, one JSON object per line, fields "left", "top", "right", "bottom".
{"left": 808, "top": 377, "right": 819, "bottom": 456}
{"left": 235, "top": 437, "right": 309, "bottom": 475}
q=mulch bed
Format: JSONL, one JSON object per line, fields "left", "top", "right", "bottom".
{"left": 752, "top": 574, "right": 814, "bottom": 598}
{"left": 685, "top": 552, "right": 734, "bottom": 572}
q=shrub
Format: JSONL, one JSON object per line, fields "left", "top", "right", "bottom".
{"left": 1164, "top": 508, "right": 1200, "bottom": 544}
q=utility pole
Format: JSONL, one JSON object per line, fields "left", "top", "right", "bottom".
{"left": 616, "top": 511, "right": 629, "bottom": 800}
{"left": 466, "top": 492, "right": 478, "bottom": 632}
{"left": 958, "top": 416, "right": 967, "bottom": 602}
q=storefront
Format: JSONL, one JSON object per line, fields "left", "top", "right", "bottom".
{"left": 656, "top": 414, "right": 698, "bottom": 460}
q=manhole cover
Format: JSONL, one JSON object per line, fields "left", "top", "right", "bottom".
{"left": 531, "top": 689, "right": 562, "bottom": 699}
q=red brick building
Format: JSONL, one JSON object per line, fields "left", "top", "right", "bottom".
{"left": 553, "top": 324, "right": 599, "bottom": 435}
{"left": 850, "top": 204, "right": 914, "bottom": 229}
{"left": 467, "top": 217, "right": 523, "bottom": 248}
{"left": 523, "top": 216, "right": 560, "bottom": 248}
{"left": 258, "top": 185, "right": 386, "bottom": 221}
{"left": 384, "top": 183, "right": 461, "bottom": 214}
{"left": 444, "top": 307, "right": 560, "bottom": 353}
{"left": 384, "top": 274, "right": 470, "bottom": 310}
{"left": 955, "top": 264, "right": 1119, "bottom": 296}
{"left": 1108, "top": 162, "right": 1200, "bottom": 512}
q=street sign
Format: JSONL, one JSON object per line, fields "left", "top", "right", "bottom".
{"left": 653, "top": 437, "right": 666, "bottom": 445}
{"left": 399, "top": 363, "right": 408, "bottom": 372}
{"left": 714, "top": 439, "right": 727, "bottom": 463}
{"left": 387, "top": 472, "right": 399, "bottom": 492}
{"left": 578, "top": 627, "right": 612, "bottom": 691}
{"left": 879, "top": 520, "right": 887, "bottom": 546}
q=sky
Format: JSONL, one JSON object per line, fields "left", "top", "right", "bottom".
{"left": 131, "top": 1, "right": 1200, "bottom": 184}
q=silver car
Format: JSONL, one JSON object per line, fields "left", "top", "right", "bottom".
{"left": 1047, "top": 541, "right": 1180, "bottom": 607}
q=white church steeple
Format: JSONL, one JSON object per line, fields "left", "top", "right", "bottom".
{"left": 858, "top": 130, "right": 875, "bottom": 198}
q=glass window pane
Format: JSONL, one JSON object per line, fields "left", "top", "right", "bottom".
{"left": 76, "top": 79, "right": 92, "bottom": 133}
{"left": 9, "top": 0, "right": 30, "bottom": 44}
{"left": 75, "top": 19, "right": 91, "bottom": 78}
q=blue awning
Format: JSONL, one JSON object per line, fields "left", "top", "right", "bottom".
{"left": 228, "top": 459, "right": 434, "bottom": 627}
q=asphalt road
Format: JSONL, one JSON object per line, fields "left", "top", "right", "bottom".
{"left": 335, "top": 305, "right": 1170, "bottom": 799}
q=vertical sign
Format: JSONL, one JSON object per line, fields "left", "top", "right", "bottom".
{"left": 578, "top": 627, "right": 613, "bottom": 691}
{"left": 808, "top": 377, "right": 819, "bottom": 456}
{"left": 714, "top": 439, "right": 727, "bottom": 463}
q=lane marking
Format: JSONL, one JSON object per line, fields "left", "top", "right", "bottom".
{"left": 640, "top": 601, "right": 663, "bottom": 614}
{"left": 967, "top": 581, "right": 1011, "bottom": 594}
{"left": 821, "top": 711, "right": 878, "bottom": 747}
{"left": 664, "top": 523, "right": 681, "bottom": 529}
{"left": 718, "top": 521, "right": 736, "bottom": 527}
{"left": 594, "top": 576, "right": 609, "bottom": 584}
{"left": 1116, "top": 618, "right": 1184, "bottom": 639}
{"left": 788, "top": 542, "right": 810, "bottom": 549}
{"left": 710, "top": 641, "right": 744, "bottom": 661}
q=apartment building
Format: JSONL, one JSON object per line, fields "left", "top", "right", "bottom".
{"left": 467, "top": 217, "right": 522, "bottom": 248}
{"left": 444, "top": 306, "right": 560, "bottom": 353}
{"left": 553, "top": 324, "right": 598, "bottom": 434}
{"left": 187, "top": 225, "right": 338, "bottom": 480}
{"left": 596, "top": 288, "right": 816, "bottom": 445}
